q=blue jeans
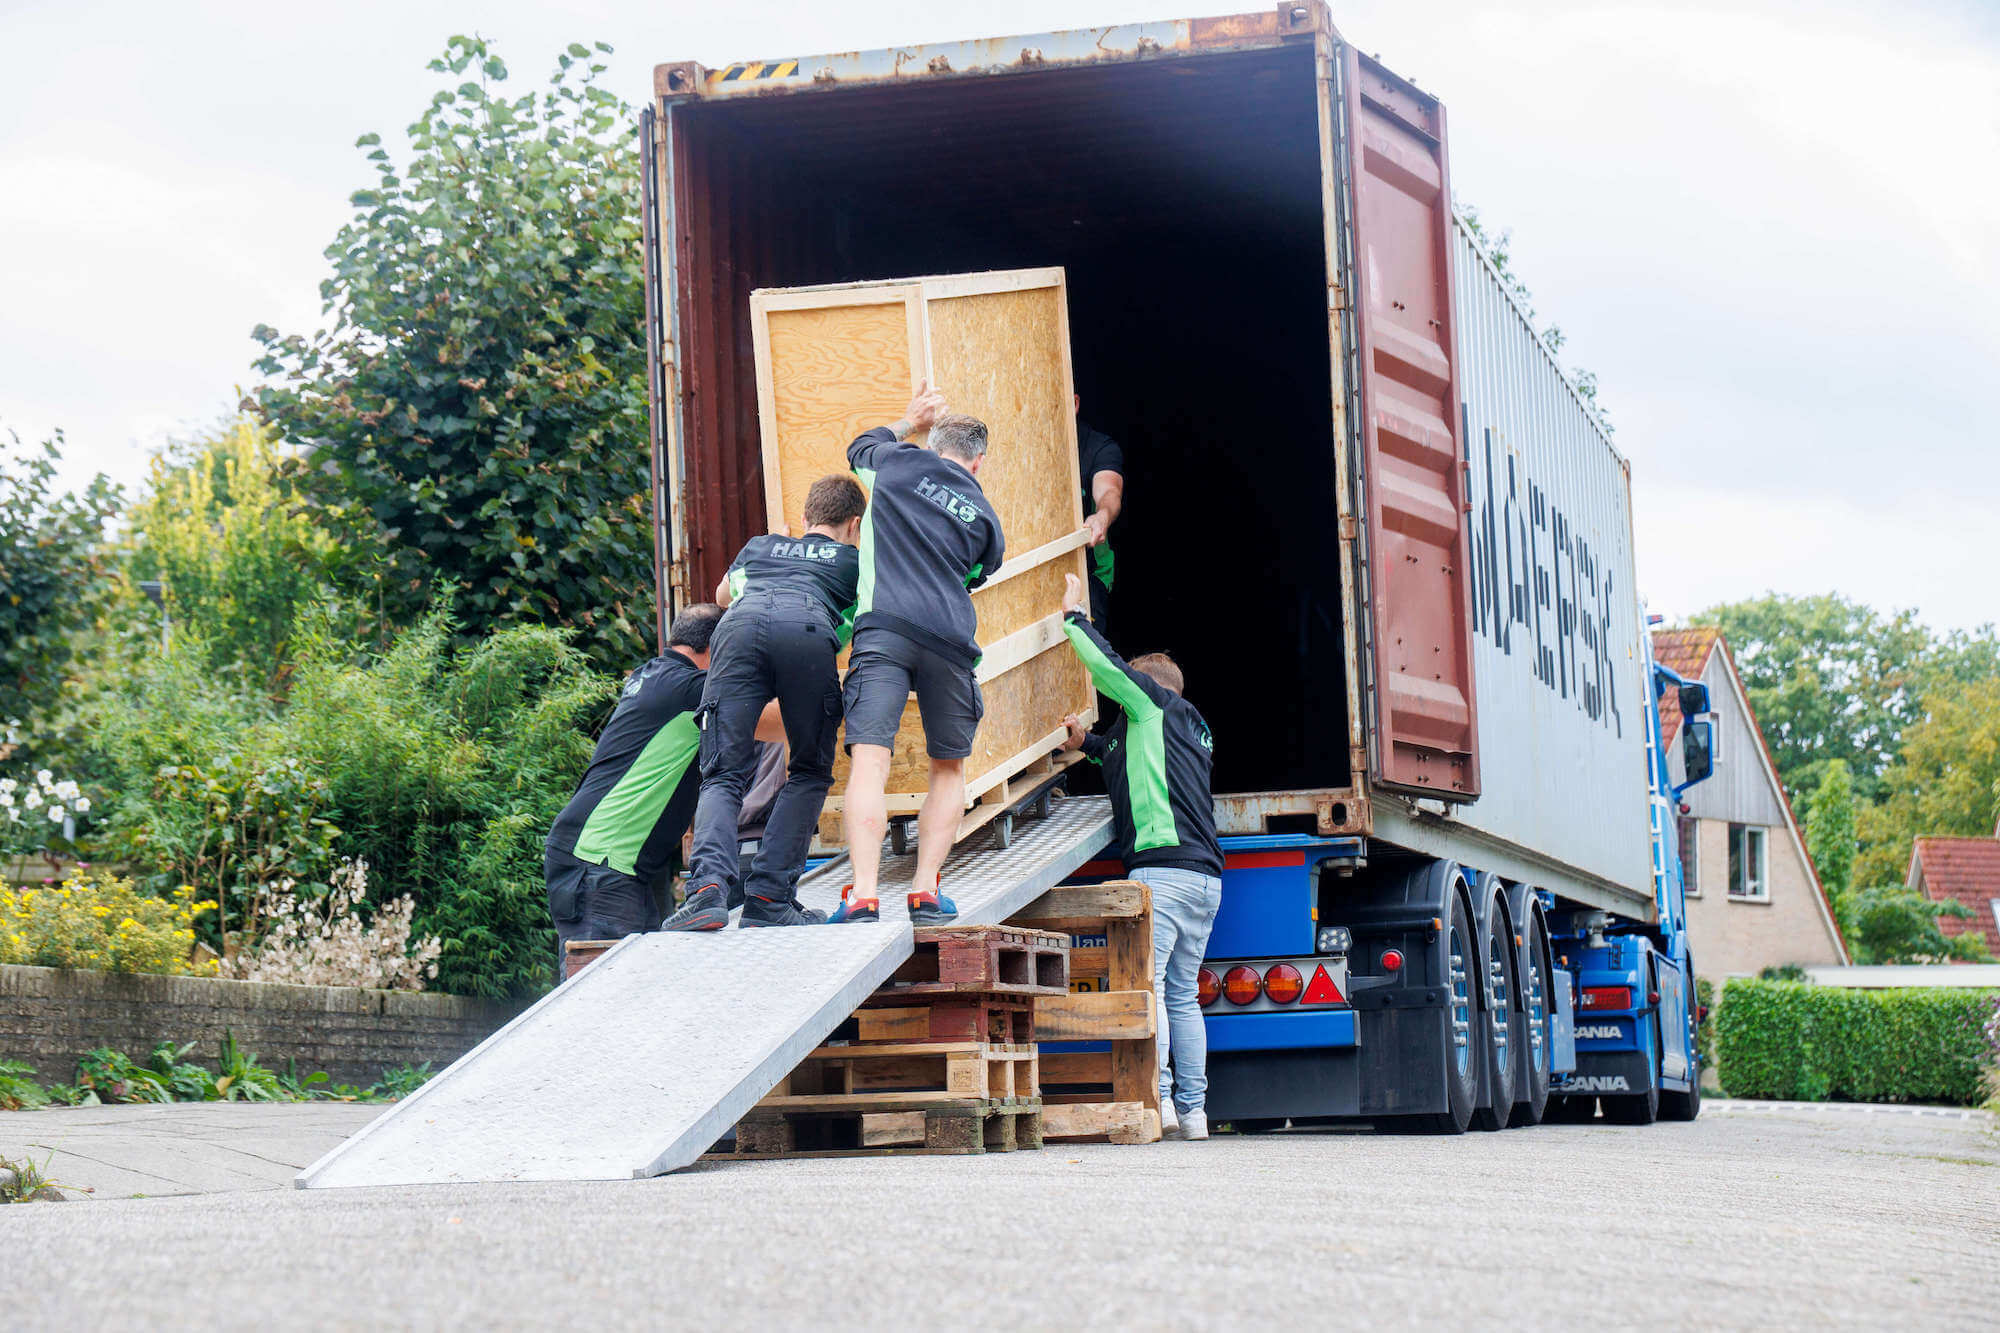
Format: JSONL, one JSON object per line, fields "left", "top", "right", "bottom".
{"left": 1136, "top": 866, "right": 1223, "bottom": 1115}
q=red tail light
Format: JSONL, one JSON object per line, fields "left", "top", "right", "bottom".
{"left": 1580, "top": 986, "right": 1633, "bottom": 1012}
{"left": 1197, "top": 968, "right": 1221, "bottom": 1008}
{"left": 1380, "top": 948, "right": 1404, "bottom": 972}
{"left": 1222, "top": 965, "right": 1262, "bottom": 1006}
{"left": 1262, "top": 963, "right": 1304, "bottom": 1004}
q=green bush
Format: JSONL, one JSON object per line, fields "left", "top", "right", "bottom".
{"left": 1716, "top": 979, "right": 1998, "bottom": 1106}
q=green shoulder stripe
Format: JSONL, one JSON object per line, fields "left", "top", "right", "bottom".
{"left": 853, "top": 465, "right": 879, "bottom": 617}
{"left": 1062, "top": 619, "right": 1157, "bottom": 720}
{"left": 1061, "top": 620, "right": 1176, "bottom": 851}
{"left": 572, "top": 710, "right": 701, "bottom": 876}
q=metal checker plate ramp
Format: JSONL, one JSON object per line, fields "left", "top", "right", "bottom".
{"left": 295, "top": 796, "right": 1109, "bottom": 1188}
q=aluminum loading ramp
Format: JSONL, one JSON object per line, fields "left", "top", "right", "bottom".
{"left": 295, "top": 795, "right": 1111, "bottom": 1189}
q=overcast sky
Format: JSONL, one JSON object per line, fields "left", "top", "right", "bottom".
{"left": 3, "top": 0, "right": 1994, "bottom": 630}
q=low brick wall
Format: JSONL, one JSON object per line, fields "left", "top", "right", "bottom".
{"left": 0, "top": 966, "right": 526, "bottom": 1087}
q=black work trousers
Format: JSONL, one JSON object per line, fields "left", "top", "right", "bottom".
{"left": 687, "top": 592, "right": 843, "bottom": 905}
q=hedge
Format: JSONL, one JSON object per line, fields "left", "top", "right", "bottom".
{"left": 1715, "top": 979, "right": 1999, "bottom": 1106}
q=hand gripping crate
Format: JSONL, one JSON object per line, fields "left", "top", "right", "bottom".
{"left": 747, "top": 268, "right": 1099, "bottom": 848}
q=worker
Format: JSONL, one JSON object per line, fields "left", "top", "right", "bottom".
{"left": 544, "top": 604, "right": 782, "bottom": 975}
{"left": 666, "top": 475, "right": 869, "bottom": 931}
{"left": 1074, "top": 396, "right": 1125, "bottom": 633}
{"left": 833, "top": 382, "right": 1005, "bottom": 925}
{"left": 1054, "top": 572, "right": 1222, "bottom": 1141}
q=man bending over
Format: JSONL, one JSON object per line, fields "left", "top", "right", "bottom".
{"left": 834, "top": 383, "right": 1005, "bottom": 925}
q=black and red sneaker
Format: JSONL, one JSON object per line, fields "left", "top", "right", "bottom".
{"left": 739, "top": 894, "right": 827, "bottom": 928}
{"left": 907, "top": 887, "right": 958, "bottom": 925}
{"left": 662, "top": 883, "right": 729, "bottom": 932}
{"left": 828, "top": 885, "right": 880, "bottom": 924}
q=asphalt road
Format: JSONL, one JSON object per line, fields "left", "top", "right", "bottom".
{"left": 8, "top": 1100, "right": 1997, "bottom": 1329}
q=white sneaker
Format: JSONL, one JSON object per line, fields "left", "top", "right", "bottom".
{"left": 1179, "top": 1109, "right": 1209, "bottom": 1141}
{"left": 1160, "top": 1102, "right": 1179, "bottom": 1137}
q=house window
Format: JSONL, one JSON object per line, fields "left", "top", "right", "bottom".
{"left": 1678, "top": 817, "right": 1700, "bottom": 896}
{"left": 1728, "top": 824, "right": 1768, "bottom": 900}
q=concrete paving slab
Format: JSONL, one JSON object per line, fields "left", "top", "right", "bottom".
{"left": 1, "top": 1103, "right": 378, "bottom": 1199}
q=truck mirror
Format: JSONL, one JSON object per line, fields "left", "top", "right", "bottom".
{"left": 1681, "top": 717, "right": 1716, "bottom": 787}
{"left": 1676, "top": 681, "right": 1710, "bottom": 718}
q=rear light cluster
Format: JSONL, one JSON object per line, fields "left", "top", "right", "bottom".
{"left": 1198, "top": 963, "right": 1345, "bottom": 1008}
{"left": 1579, "top": 985, "right": 1634, "bottom": 1012}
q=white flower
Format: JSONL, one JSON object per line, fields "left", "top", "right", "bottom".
{"left": 54, "top": 780, "right": 79, "bottom": 801}
{"left": 0, "top": 778, "right": 15, "bottom": 794}
{"left": 0, "top": 791, "right": 12, "bottom": 808}
{"left": 22, "top": 790, "right": 41, "bottom": 810}
{"left": 5, "top": 807, "right": 18, "bottom": 824}
{"left": 48, "top": 805, "right": 65, "bottom": 823}
{"left": 35, "top": 769, "right": 52, "bottom": 787}
{"left": 74, "top": 797, "right": 90, "bottom": 813}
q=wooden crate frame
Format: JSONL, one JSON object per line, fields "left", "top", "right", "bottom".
{"left": 1008, "top": 881, "right": 1162, "bottom": 1145}
{"left": 747, "top": 269, "right": 1097, "bottom": 842}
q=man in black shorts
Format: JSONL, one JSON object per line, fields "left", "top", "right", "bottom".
{"left": 833, "top": 383, "right": 1005, "bottom": 926}
{"left": 544, "top": 604, "right": 724, "bottom": 974}
{"left": 665, "top": 475, "right": 868, "bottom": 931}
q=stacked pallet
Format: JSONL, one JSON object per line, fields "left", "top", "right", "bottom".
{"left": 731, "top": 924, "right": 1071, "bottom": 1157}
{"left": 1009, "top": 881, "right": 1163, "bottom": 1145}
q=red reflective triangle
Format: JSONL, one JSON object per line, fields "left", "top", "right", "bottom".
{"left": 1303, "top": 963, "right": 1345, "bottom": 1005}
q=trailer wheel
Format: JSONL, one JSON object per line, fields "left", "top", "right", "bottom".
{"left": 1400, "top": 887, "right": 1480, "bottom": 1135}
{"left": 1543, "top": 1095, "right": 1596, "bottom": 1123}
{"left": 1507, "top": 909, "right": 1552, "bottom": 1128}
{"left": 1470, "top": 903, "right": 1517, "bottom": 1131}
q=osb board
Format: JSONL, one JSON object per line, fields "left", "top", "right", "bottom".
{"left": 924, "top": 286, "right": 1081, "bottom": 556}
{"left": 759, "top": 296, "right": 920, "bottom": 536}
{"left": 749, "top": 270, "right": 1092, "bottom": 837}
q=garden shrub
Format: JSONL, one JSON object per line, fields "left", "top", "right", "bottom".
{"left": 1716, "top": 979, "right": 1998, "bottom": 1106}
{"left": 223, "top": 858, "right": 440, "bottom": 991}
{"left": 0, "top": 871, "right": 215, "bottom": 975}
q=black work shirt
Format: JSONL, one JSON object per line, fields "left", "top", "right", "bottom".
{"left": 546, "top": 652, "right": 706, "bottom": 884}
{"left": 847, "top": 427, "right": 1006, "bottom": 667}
{"left": 724, "top": 533, "right": 861, "bottom": 644}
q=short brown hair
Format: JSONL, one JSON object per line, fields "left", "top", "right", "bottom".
{"left": 930, "top": 414, "right": 988, "bottom": 462}
{"left": 803, "top": 474, "right": 867, "bottom": 528}
{"left": 1130, "top": 653, "right": 1184, "bottom": 696}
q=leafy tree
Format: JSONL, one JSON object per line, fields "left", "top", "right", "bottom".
{"left": 1854, "top": 676, "right": 2000, "bottom": 889}
{"left": 126, "top": 418, "right": 345, "bottom": 683}
{"left": 253, "top": 37, "right": 652, "bottom": 670}
{"left": 1805, "top": 759, "right": 1856, "bottom": 903}
{"left": 1843, "top": 885, "right": 1992, "bottom": 965}
{"left": 0, "top": 429, "right": 122, "bottom": 734}
{"left": 1690, "top": 593, "right": 1996, "bottom": 806}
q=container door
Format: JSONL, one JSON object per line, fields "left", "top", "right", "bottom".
{"left": 638, "top": 104, "right": 679, "bottom": 646}
{"left": 1336, "top": 47, "right": 1480, "bottom": 800}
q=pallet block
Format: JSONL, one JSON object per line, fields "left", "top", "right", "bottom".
{"left": 881, "top": 924, "right": 1071, "bottom": 997}
{"left": 749, "top": 269, "right": 1097, "bottom": 846}
{"left": 1008, "top": 881, "right": 1162, "bottom": 1145}
{"left": 733, "top": 1101, "right": 1044, "bottom": 1157}
{"left": 562, "top": 939, "right": 618, "bottom": 981}
{"left": 855, "top": 995, "right": 1036, "bottom": 1046}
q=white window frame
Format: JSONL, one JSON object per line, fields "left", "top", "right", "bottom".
{"left": 1679, "top": 817, "right": 1701, "bottom": 898}
{"left": 1728, "top": 823, "right": 1768, "bottom": 902}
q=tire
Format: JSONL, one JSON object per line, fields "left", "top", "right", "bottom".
{"left": 1470, "top": 900, "right": 1517, "bottom": 1131}
{"left": 1660, "top": 993, "right": 1703, "bottom": 1121}
{"left": 1601, "top": 1079, "right": 1659, "bottom": 1125}
{"left": 1431, "top": 888, "right": 1479, "bottom": 1135}
{"left": 1507, "top": 910, "right": 1552, "bottom": 1128}
{"left": 1544, "top": 1094, "right": 1597, "bottom": 1123}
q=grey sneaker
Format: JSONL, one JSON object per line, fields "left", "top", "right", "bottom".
{"left": 662, "top": 884, "right": 729, "bottom": 932}
{"left": 1161, "top": 1101, "right": 1180, "bottom": 1138}
{"left": 1179, "top": 1109, "right": 1209, "bottom": 1141}
{"left": 738, "top": 894, "right": 826, "bottom": 928}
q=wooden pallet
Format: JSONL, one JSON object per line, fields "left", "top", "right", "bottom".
{"left": 1008, "top": 881, "right": 1161, "bottom": 1145}
{"left": 562, "top": 939, "right": 618, "bottom": 980}
{"left": 855, "top": 994, "right": 1036, "bottom": 1045}
{"left": 880, "top": 924, "right": 1071, "bottom": 997}
{"left": 732, "top": 1099, "right": 1044, "bottom": 1157}
{"left": 772, "top": 1041, "right": 1039, "bottom": 1103}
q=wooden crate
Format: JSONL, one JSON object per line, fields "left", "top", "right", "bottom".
{"left": 748, "top": 268, "right": 1097, "bottom": 846}
{"left": 1008, "top": 881, "right": 1162, "bottom": 1145}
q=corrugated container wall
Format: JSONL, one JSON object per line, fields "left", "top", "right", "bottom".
{"left": 1443, "top": 216, "right": 1652, "bottom": 900}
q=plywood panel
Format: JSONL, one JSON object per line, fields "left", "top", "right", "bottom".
{"left": 974, "top": 556, "right": 1082, "bottom": 647}
{"left": 964, "top": 644, "right": 1092, "bottom": 788}
{"left": 925, "top": 286, "right": 1082, "bottom": 554}
{"left": 760, "top": 296, "right": 919, "bottom": 534}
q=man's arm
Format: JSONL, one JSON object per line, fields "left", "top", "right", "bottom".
{"left": 850, "top": 381, "right": 948, "bottom": 472}
{"left": 753, "top": 700, "right": 786, "bottom": 744}
{"left": 1057, "top": 713, "right": 1108, "bottom": 764}
{"left": 966, "top": 513, "right": 1006, "bottom": 591}
{"left": 1057, "top": 574, "right": 1170, "bottom": 715}
{"left": 1086, "top": 470, "right": 1124, "bottom": 547}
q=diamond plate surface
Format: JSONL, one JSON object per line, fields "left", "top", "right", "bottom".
{"left": 296, "top": 796, "right": 1109, "bottom": 1188}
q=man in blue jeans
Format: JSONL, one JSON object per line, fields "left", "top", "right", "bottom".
{"left": 1055, "top": 574, "right": 1223, "bottom": 1140}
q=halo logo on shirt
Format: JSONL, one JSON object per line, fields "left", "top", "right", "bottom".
{"left": 769, "top": 540, "right": 837, "bottom": 561}
{"left": 914, "top": 475, "right": 980, "bottom": 524}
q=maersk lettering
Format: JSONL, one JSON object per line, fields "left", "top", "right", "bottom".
{"left": 1464, "top": 406, "right": 1624, "bottom": 738}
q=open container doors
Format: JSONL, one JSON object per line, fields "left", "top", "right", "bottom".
{"left": 747, "top": 268, "right": 1096, "bottom": 834}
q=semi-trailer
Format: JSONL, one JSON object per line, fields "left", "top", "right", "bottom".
{"left": 641, "top": 2, "right": 1719, "bottom": 1130}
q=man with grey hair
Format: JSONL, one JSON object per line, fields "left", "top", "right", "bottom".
{"left": 832, "top": 382, "right": 1005, "bottom": 926}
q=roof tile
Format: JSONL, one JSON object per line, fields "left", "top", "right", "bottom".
{"left": 1912, "top": 837, "right": 2000, "bottom": 959}
{"left": 1651, "top": 627, "right": 1720, "bottom": 744}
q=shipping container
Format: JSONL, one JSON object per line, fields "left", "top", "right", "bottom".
{"left": 640, "top": 3, "right": 1652, "bottom": 919}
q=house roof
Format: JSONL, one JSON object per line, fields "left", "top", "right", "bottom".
{"left": 1651, "top": 626, "right": 1720, "bottom": 745}
{"left": 1910, "top": 837, "right": 2000, "bottom": 959}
